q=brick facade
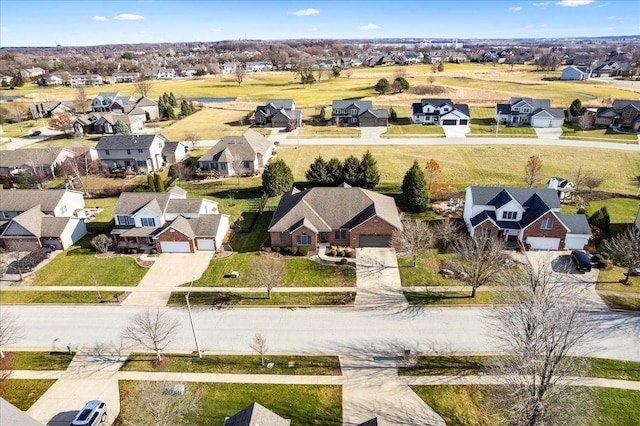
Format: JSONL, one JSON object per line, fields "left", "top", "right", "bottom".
{"left": 522, "top": 211, "right": 568, "bottom": 249}
{"left": 156, "top": 228, "right": 195, "bottom": 253}
{"left": 474, "top": 221, "right": 500, "bottom": 239}
{"left": 349, "top": 216, "right": 397, "bottom": 247}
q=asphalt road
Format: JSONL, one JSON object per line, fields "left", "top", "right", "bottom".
{"left": 5, "top": 305, "right": 640, "bottom": 362}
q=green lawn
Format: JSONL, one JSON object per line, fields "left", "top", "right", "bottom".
{"left": 32, "top": 236, "right": 147, "bottom": 286}
{"left": 381, "top": 124, "right": 445, "bottom": 137}
{"left": 598, "top": 294, "right": 640, "bottom": 311}
{"left": 561, "top": 124, "right": 639, "bottom": 143}
{"left": 596, "top": 266, "right": 640, "bottom": 293}
{"left": 6, "top": 351, "right": 74, "bottom": 370}
{"left": 1, "top": 379, "right": 56, "bottom": 411}
{"left": 0, "top": 290, "right": 125, "bottom": 304}
{"left": 117, "top": 381, "right": 342, "bottom": 426}
{"left": 191, "top": 252, "right": 355, "bottom": 287}
{"left": 583, "top": 198, "right": 640, "bottom": 236}
{"left": 120, "top": 353, "right": 341, "bottom": 375}
{"left": 398, "top": 249, "right": 466, "bottom": 286}
{"left": 295, "top": 125, "right": 361, "bottom": 138}
{"left": 467, "top": 107, "right": 537, "bottom": 137}
{"left": 168, "top": 291, "right": 354, "bottom": 306}
{"left": 404, "top": 290, "right": 510, "bottom": 305}
{"left": 230, "top": 211, "right": 273, "bottom": 252}
{"left": 411, "top": 385, "right": 640, "bottom": 426}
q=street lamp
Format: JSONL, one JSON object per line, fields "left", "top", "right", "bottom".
{"left": 186, "top": 280, "right": 202, "bottom": 358}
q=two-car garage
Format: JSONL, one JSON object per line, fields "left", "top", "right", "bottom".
{"left": 158, "top": 241, "right": 192, "bottom": 253}
{"left": 359, "top": 235, "right": 392, "bottom": 248}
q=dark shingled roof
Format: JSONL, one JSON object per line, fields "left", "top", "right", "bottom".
{"left": 223, "top": 402, "right": 291, "bottom": 426}
{"left": 0, "top": 189, "right": 77, "bottom": 213}
{"left": 557, "top": 213, "right": 591, "bottom": 235}
{"left": 469, "top": 187, "right": 561, "bottom": 210}
{"left": 96, "top": 134, "right": 168, "bottom": 150}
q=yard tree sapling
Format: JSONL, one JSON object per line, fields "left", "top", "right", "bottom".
{"left": 393, "top": 219, "right": 435, "bottom": 267}
{"left": 401, "top": 160, "right": 430, "bottom": 213}
{"left": 0, "top": 312, "right": 22, "bottom": 359}
{"left": 250, "top": 333, "right": 269, "bottom": 367}
{"left": 133, "top": 76, "right": 154, "bottom": 98}
{"left": 604, "top": 227, "right": 640, "bottom": 284}
{"left": 262, "top": 158, "right": 293, "bottom": 197}
{"left": 123, "top": 381, "right": 202, "bottom": 426}
{"left": 524, "top": 155, "right": 544, "bottom": 188}
{"left": 230, "top": 154, "right": 245, "bottom": 185}
{"left": 436, "top": 217, "right": 461, "bottom": 252}
{"left": 233, "top": 64, "right": 246, "bottom": 86}
{"left": 252, "top": 255, "right": 286, "bottom": 300}
{"left": 184, "top": 132, "right": 200, "bottom": 150}
{"left": 583, "top": 175, "right": 603, "bottom": 192}
{"left": 91, "top": 234, "right": 113, "bottom": 254}
{"left": 122, "top": 309, "right": 180, "bottom": 362}
{"left": 453, "top": 234, "right": 505, "bottom": 298}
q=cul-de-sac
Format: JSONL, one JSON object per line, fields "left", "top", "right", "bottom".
{"left": 1, "top": 1, "right": 640, "bottom": 425}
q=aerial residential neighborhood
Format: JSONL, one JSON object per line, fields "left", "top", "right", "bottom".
{"left": 0, "top": 1, "right": 639, "bottom": 426}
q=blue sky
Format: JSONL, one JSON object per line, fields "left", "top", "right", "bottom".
{"left": 1, "top": 0, "right": 638, "bottom": 47}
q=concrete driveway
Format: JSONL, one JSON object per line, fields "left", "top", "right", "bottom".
{"left": 360, "top": 126, "right": 386, "bottom": 141}
{"left": 355, "top": 248, "right": 407, "bottom": 309}
{"left": 442, "top": 125, "right": 470, "bottom": 138}
{"left": 534, "top": 127, "right": 563, "bottom": 139}
{"left": 122, "top": 252, "right": 214, "bottom": 307}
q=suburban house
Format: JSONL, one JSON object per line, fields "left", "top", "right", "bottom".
{"left": 29, "top": 101, "right": 75, "bottom": 119}
{"left": 560, "top": 65, "right": 591, "bottom": 81}
{"left": 162, "top": 141, "right": 189, "bottom": 164}
{"left": 110, "top": 72, "right": 140, "bottom": 83}
{"left": 0, "top": 148, "right": 75, "bottom": 179}
{"left": 594, "top": 100, "right": 640, "bottom": 132}
{"left": 91, "top": 92, "right": 159, "bottom": 121}
{"left": 74, "top": 112, "right": 144, "bottom": 135}
{"left": 69, "top": 74, "right": 103, "bottom": 86}
{"left": 197, "top": 130, "right": 274, "bottom": 177}
{"left": 254, "top": 99, "right": 302, "bottom": 128}
{"left": 411, "top": 98, "right": 470, "bottom": 126}
{"left": 20, "top": 67, "right": 45, "bottom": 79}
{"left": 246, "top": 61, "right": 273, "bottom": 72}
{"left": 223, "top": 402, "right": 290, "bottom": 426}
{"left": 110, "top": 186, "right": 229, "bottom": 253}
{"left": 463, "top": 186, "right": 592, "bottom": 251}
{"left": 591, "top": 61, "right": 630, "bottom": 78}
{"left": 547, "top": 177, "right": 575, "bottom": 201}
{"left": 95, "top": 134, "right": 169, "bottom": 172}
{"left": 144, "top": 68, "right": 176, "bottom": 79}
{"left": 268, "top": 183, "right": 403, "bottom": 251}
{"left": 220, "top": 62, "right": 238, "bottom": 74}
{"left": 0, "top": 189, "right": 87, "bottom": 251}
{"left": 495, "top": 97, "right": 565, "bottom": 128}
{"left": 331, "top": 100, "right": 388, "bottom": 127}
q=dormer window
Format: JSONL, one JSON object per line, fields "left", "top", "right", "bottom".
{"left": 502, "top": 211, "right": 517, "bottom": 220}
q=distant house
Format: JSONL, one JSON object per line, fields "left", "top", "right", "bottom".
{"left": 220, "top": 62, "right": 238, "bottom": 74}
{"left": 111, "top": 186, "right": 229, "bottom": 253}
{"left": 495, "top": 97, "right": 564, "bottom": 128}
{"left": 0, "top": 148, "right": 75, "bottom": 179}
{"left": 29, "top": 101, "right": 75, "bottom": 119}
{"left": 591, "top": 61, "right": 630, "bottom": 78}
{"left": 560, "top": 65, "right": 591, "bottom": 81}
{"left": 547, "top": 177, "right": 575, "bottom": 201}
{"left": 254, "top": 99, "right": 302, "bottom": 128}
{"left": 74, "top": 112, "right": 144, "bottom": 136}
{"left": 463, "top": 186, "right": 591, "bottom": 251}
{"left": 595, "top": 100, "right": 640, "bottom": 132}
{"left": 331, "top": 100, "right": 388, "bottom": 127}
{"left": 110, "top": 72, "right": 140, "bottom": 83}
{"left": 223, "top": 402, "right": 291, "bottom": 426}
{"left": 69, "top": 74, "right": 102, "bottom": 86}
{"left": 91, "top": 92, "right": 136, "bottom": 113}
{"left": 37, "top": 74, "right": 64, "bottom": 86}
{"left": 95, "top": 134, "right": 168, "bottom": 171}
{"left": 268, "top": 183, "right": 403, "bottom": 251}
{"left": 144, "top": 68, "right": 176, "bottom": 79}
{"left": 162, "top": 141, "right": 189, "bottom": 164}
{"left": 411, "top": 98, "right": 470, "bottom": 126}
{"left": 0, "top": 189, "right": 87, "bottom": 251}
{"left": 246, "top": 61, "right": 273, "bottom": 72}
{"left": 20, "top": 67, "right": 45, "bottom": 79}
{"left": 197, "top": 130, "right": 274, "bottom": 177}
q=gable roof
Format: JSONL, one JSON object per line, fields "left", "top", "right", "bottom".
{"left": 223, "top": 402, "right": 290, "bottom": 426}
{"left": 264, "top": 99, "right": 294, "bottom": 110}
{"left": 198, "top": 130, "right": 272, "bottom": 163}
{"left": 96, "top": 134, "right": 168, "bottom": 150}
{"left": 469, "top": 186, "right": 561, "bottom": 210}
{"left": 0, "top": 398, "right": 45, "bottom": 426}
{"left": 2, "top": 205, "right": 71, "bottom": 239}
{"left": 162, "top": 141, "right": 187, "bottom": 154}
{"left": 0, "top": 189, "right": 79, "bottom": 213}
{"left": 332, "top": 100, "right": 373, "bottom": 110}
{"left": 113, "top": 192, "right": 173, "bottom": 216}
{"left": 0, "top": 148, "right": 71, "bottom": 169}
{"left": 268, "top": 184, "right": 402, "bottom": 234}
{"left": 612, "top": 99, "right": 640, "bottom": 110}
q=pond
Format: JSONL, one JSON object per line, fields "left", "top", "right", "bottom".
{"left": 184, "top": 97, "right": 236, "bottom": 104}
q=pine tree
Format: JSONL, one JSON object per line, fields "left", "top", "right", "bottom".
{"left": 325, "top": 158, "right": 343, "bottom": 186}
{"left": 114, "top": 120, "right": 131, "bottom": 135}
{"left": 305, "top": 156, "right": 329, "bottom": 186}
{"left": 180, "top": 100, "right": 192, "bottom": 117}
{"left": 357, "top": 151, "right": 380, "bottom": 189}
{"left": 341, "top": 155, "right": 360, "bottom": 186}
{"left": 168, "top": 92, "right": 177, "bottom": 107}
{"left": 262, "top": 159, "right": 294, "bottom": 197}
{"left": 319, "top": 106, "right": 326, "bottom": 121}
{"left": 374, "top": 78, "right": 390, "bottom": 95}
{"left": 154, "top": 173, "right": 165, "bottom": 192}
{"left": 147, "top": 174, "right": 156, "bottom": 192}
{"left": 401, "top": 160, "right": 430, "bottom": 212}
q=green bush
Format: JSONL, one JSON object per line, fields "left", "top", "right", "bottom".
{"left": 290, "top": 247, "right": 298, "bottom": 256}
{"left": 337, "top": 250, "right": 345, "bottom": 257}
{"left": 131, "top": 248, "right": 137, "bottom": 254}
{"left": 150, "top": 248, "right": 157, "bottom": 254}
{"left": 272, "top": 246, "right": 281, "bottom": 253}
{"left": 339, "top": 258, "right": 349, "bottom": 265}
{"left": 298, "top": 246, "right": 309, "bottom": 256}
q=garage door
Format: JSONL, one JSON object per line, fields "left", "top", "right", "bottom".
{"left": 442, "top": 119, "right": 457, "bottom": 125}
{"left": 160, "top": 241, "right": 191, "bottom": 253}
{"left": 359, "top": 235, "right": 391, "bottom": 247}
{"left": 197, "top": 239, "right": 215, "bottom": 251}
{"left": 526, "top": 237, "right": 560, "bottom": 250}
{"left": 565, "top": 236, "right": 588, "bottom": 250}
{"left": 459, "top": 119, "right": 468, "bottom": 125}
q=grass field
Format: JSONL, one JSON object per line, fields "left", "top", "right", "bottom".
{"left": 1, "top": 379, "right": 56, "bottom": 411}
{"left": 0, "top": 290, "right": 125, "bottom": 304}
{"left": 561, "top": 124, "right": 639, "bottom": 143}
{"left": 382, "top": 124, "right": 445, "bottom": 137}
{"left": 398, "top": 249, "right": 466, "bottom": 286}
{"left": 583, "top": 198, "right": 640, "bottom": 235}
{"left": 6, "top": 351, "right": 74, "bottom": 370}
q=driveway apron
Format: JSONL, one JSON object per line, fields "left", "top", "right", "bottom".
{"left": 355, "top": 248, "right": 408, "bottom": 309}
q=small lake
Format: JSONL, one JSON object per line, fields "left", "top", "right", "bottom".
{"left": 185, "top": 97, "right": 236, "bottom": 104}
{"left": 0, "top": 95, "right": 22, "bottom": 102}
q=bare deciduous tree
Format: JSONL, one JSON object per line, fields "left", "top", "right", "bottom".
{"left": 577, "top": 113, "right": 595, "bottom": 131}
{"left": 171, "top": 161, "right": 193, "bottom": 181}
{"left": 436, "top": 217, "right": 461, "bottom": 252}
{"left": 91, "top": 234, "right": 113, "bottom": 254}
{"left": 453, "top": 234, "right": 505, "bottom": 297}
{"left": 233, "top": 64, "right": 246, "bottom": 86}
{"left": 524, "top": 155, "right": 543, "bottom": 188}
{"left": 231, "top": 155, "right": 245, "bottom": 185}
{"left": 393, "top": 219, "right": 436, "bottom": 267}
{"left": 252, "top": 256, "right": 286, "bottom": 299}
{"left": 249, "top": 333, "right": 268, "bottom": 367}
{"left": 571, "top": 164, "right": 586, "bottom": 191}
{"left": 490, "top": 262, "right": 592, "bottom": 426}
{"left": 604, "top": 227, "right": 640, "bottom": 284}
{"left": 49, "top": 111, "right": 74, "bottom": 135}
{"left": 122, "top": 310, "right": 180, "bottom": 361}
{"left": 0, "top": 312, "right": 22, "bottom": 358}
{"left": 133, "top": 76, "right": 154, "bottom": 98}
{"left": 184, "top": 132, "right": 200, "bottom": 150}
{"left": 75, "top": 86, "right": 89, "bottom": 115}
{"left": 425, "top": 158, "right": 441, "bottom": 192}
{"left": 583, "top": 175, "right": 603, "bottom": 192}
{"left": 122, "top": 381, "right": 202, "bottom": 426}
{"left": 63, "top": 156, "right": 90, "bottom": 196}
{"left": 10, "top": 103, "right": 27, "bottom": 128}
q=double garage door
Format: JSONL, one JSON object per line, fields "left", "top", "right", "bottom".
{"left": 526, "top": 237, "right": 560, "bottom": 250}
{"left": 359, "top": 235, "right": 391, "bottom": 247}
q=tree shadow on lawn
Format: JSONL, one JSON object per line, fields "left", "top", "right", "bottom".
{"left": 404, "top": 291, "right": 472, "bottom": 305}
{"left": 210, "top": 187, "right": 262, "bottom": 200}
{"left": 212, "top": 292, "right": 267, "bottom": 306}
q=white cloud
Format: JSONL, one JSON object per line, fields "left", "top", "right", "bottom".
{"left": 533, "top": 2, "right": 550, "bottom": 6}
{"left": 358, "top": 23, "right": 380, "bottom": 30}
{"left": 509, "top": 6, "right": 523, "bottom": 11}
{"left": 288, "top": 8, "right": 320, "bottom": 16}
{"left": 555, "top": 0, "right": 595, "bottom": 6}
{"left": 92, "top": 15, "right": 108, "bottom": 21}
{"left": 114, "top": 13, "right": 144, "bottom": 21}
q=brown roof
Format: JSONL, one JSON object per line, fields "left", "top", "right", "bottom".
{"left": 0, "top": 148, "right": 69, "bottom": 169}
{"left": 199, "top": 129, "right": 272, "bottom": 163}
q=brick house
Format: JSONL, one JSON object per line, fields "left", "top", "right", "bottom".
{"left": 268, "top": 183, "right": 403, "bottom": 251}
{"left": 595, "top": 100, "right": 640, "bottom": 132}
{"left": 463, "top": 186, "right": 591, "bottom": 250}
{"left": 254, "top": 99, "right": 302, "bottom": 128}
{"left": 111, "top": 186, "right": 229, "bottom": 253}
{"left": 197, "top": 130, "right": 274, "bottom": 177}
{"left": 331, "top": 100, "right": 388, "bottom": 127}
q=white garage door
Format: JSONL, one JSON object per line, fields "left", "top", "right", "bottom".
{"left": 565, "top": 236, "right": 588, "bottom": 250}
{"left": 197, "top": 239, "right": 215, "bottom": 251}
{"left": 532, "top": 117, "right": 552, "bottom": 128}
{"left": 526, "top": 237, "right": 560, "bottom": 250}
{"left": 160, "top": 241, "right": 191, "bottom": 253}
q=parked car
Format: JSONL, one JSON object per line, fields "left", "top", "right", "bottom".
{"left": 285, "top": 124, "right": 296, "bottom": 132}
{"left": 32, "top": 130, "right": 42, "bottom": 136}
{"left": 570, "top": 250, "right": 592, "bottom": 272}
{"left": 71, "top": 400, "right": 107, "bottom": 426}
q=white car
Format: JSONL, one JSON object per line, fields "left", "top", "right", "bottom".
{"left": 71, "top": 400, "right": 107, "bottom": 426}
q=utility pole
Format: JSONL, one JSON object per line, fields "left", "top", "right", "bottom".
{"left": 185, "top": 280, "right": 202, "bottom": 358}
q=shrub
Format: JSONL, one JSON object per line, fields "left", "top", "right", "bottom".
{"left": 577, "top": 206, "right": 586, "bottom": 215}
{"left": 339, "top": 258, "right": 349, "bottom": 265}
{"left": 150, "top": 248, "right": 157, "bottom": 254}
{"left": 298, "top": 246, "right": 309, "bottom": 256}
{"left": 289, "top": 247, "right": 298, "bottom": 256}
{"left": 344, "top": 250, "right": 354, "bottom": 258}
{"left": 283, "top": 246, "right": 292, "bottom": 255}
{"left": 272, "top": 246, "right": 281, "bottom": 253}
{"left": 329, "top": 249, "right": 337, "bottom": 257}
{"left": 337, "top": 249, "right": 345, "bottom": 257}
{"left": 130, "top": 248, "right": 137, "bottom": 254}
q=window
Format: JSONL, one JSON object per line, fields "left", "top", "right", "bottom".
{"left": 502, "top": 211, "right": 517, "bottom": 220}
{"left": 116, "top": 215, "right": 134, "bottom": 226}
{"left": 126, "top": 149, "right": 131, "bottom": 155}
{"left": 335, "top": 230, "right": 347, "bottom": 240}
{"left": 279, "top": 232, "right": 286, "bottom": 242}
{"left": 105, "top": 149, "right": 110, "bottom": 155}
{"left": 351, "top": 117, "right": 357, "bottom": 123}
{"left": 136, "top": 160, "right": 146, "bottom": 167}
{"left": 138, "top": 149, "right": 143, "bottom": 153}
{"left": 350, "top": 108, "right": 358, "bottom": 115}
{"left": 141, "top": 217, "right": 155, "bottom": 227}
{"left": 541, "top": 218, "right": 554, "bottom": 230}
{"left": 243, "top": 161, "right": 252, "bottom": 168}
{"left": 481, "top": 228, "right": 492, "bottom": 239}
{"left": 297, "top": 234, "right": 311, "bottom": 246}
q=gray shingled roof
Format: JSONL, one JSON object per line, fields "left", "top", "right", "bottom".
{"left": 0, "top": 189, "right": 70, "bottom": 212}
{"left": 167, "top": 199, "right": 204, "bottom": 215}
{"left": 112, "top": 193, "right": 172, "bottom": 215}
{"left": 0, "top": 398, "right": 45, "bottom": 426}
{"left": 162, "top": 141, "right": 186, "bottom": 154}
{"left": 557, "top": 213, "right": 592, "bottom": 235}
{"left": 332, "top": 100, "right": 373, "bottom": 110}
{"left": 198, "top": 130, "right": 272, "bottom": 163}
{"left": 0, "top": 148, "right": 68, "bottom": 169}
{"left": 96, "top": 134, "right": 168, "bottom": 150}
{"left": 223, "top": 402, "right": 291, "bottom": 426}
{"left": 268, "top": 185, "right": 402, "bottom": 234}
{"left": 265, "top": 99, "right": 294, "bottom": 110}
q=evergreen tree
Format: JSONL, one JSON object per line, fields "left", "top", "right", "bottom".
{"left": 147, "top": 174, "right": 156, "bottom": 192}
{"left": 569, "top": 98, "right": 582, "bottom": 117}
{"left": 161, "top": 93, "right": 170, "bottom": 105}
{"left": 357, "top": 150, "right": 380, "bottom": 189}
{"left": 319, "top": 106, "right": 326, "bottom": 121}
{"left": 262, "top": 159, "right": 294, "bottom": 197}
{"left": 180, "top": 100, "right": 192, "bottom": 117}
{"left": 589, "top": 206, "right": 611, "bottom": 236}
{"left": 332, "top": 66, "right": 341, "bottom": 78}
{"left": 114, "top": 120, "right": 131, "bottom": 135}
{"left": 325, "top": 157, "right": 343, "bottom": 186}
{"left": 305, "top": 156, "right": 329, "bottom": 186}
{"left": 389, "top": 107, "right": 398, "bottom": 122}
{"left": 168, "top": 92, "right": 177, "bottom": 107}
{"left": 394, "top": 77, "right": 410, "bottom": 92}
{"left": 401, "top": 160, "right": 430, "bottom": 212}
{"left": 154, "top": 173, "right": 165, "bottom": 192}
{"left": 374, "top": 78, "right": 390, "bottom": 95}
{"left": 341, "top": 155, "right": 360, "bottom": 186}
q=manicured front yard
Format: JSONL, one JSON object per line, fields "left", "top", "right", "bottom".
{"left": 561, "top": 124, "right": 639, "bottom": 143}
{"left": 5, "top": 351, "right": 74, "bottom": 370}
{"left": 169, "top": 291, "right": 354, "bottom": 306}
{"left": 120, "top": 353, "right": 341, "bottom": 375}
{"left": 294, "top": 124, "right": 361, "bottom": 138}
{"left": 467, "top": 109, "right": 537, "bottom": 137}
{"left": 32, "top": 236, "right": 147, "bottom": 286}
{"left": 596, "top": 266, "right": 640, "bottom": 293}
{"left": 117, "top": 381, "right": 342, "bottom": 426}
{"left": 191, "top": 252, "right": 355, "bottom": 287}
{"left": 404, "top": 290, "right": 510, "bottom": 306}
{"left": 1, "top": 379, "right": 56, "bottom": 411}
{"left": 583, "top": 197, "right": 640, "bottom": 236}
{"left": 0, "top": 290, "right": 125, "bottom": 304}
{"left": 381, "top": 124, "right": 445, "bottom": 137}
{"left": 398, "top": 249, "right": 466, "bottom": 286}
